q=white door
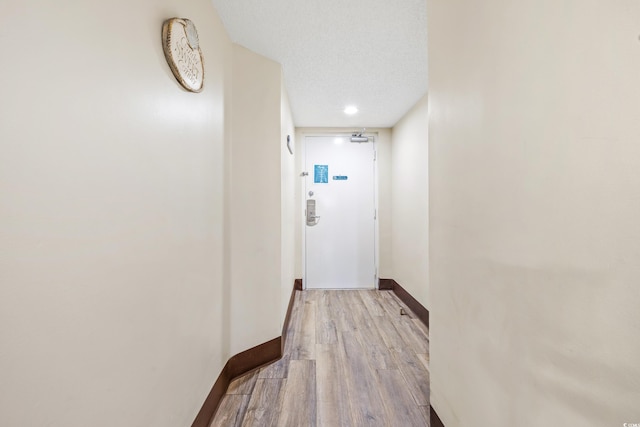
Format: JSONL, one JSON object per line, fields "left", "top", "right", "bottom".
{"left": 304, "top": 135, "right": 376, "bottom": 289}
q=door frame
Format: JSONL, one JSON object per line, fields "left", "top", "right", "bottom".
{"left": 300, "top": 132, "right": 379, "bottom": 290}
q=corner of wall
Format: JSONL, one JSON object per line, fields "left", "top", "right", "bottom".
{"left": 228, "top": 44, "right": 285, "bottom": 356}
{"left": 280, "top": 74, "right": 296, "bottom": 326}
{"left": 390, "top": 94, "right": 429, "bottom": 309}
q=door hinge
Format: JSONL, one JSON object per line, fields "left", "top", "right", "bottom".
{"left": 373, "top": 150, "right": 377, "bottom": 161}
{"left": 374, "top": 209, "right": 377, "bottom": 220}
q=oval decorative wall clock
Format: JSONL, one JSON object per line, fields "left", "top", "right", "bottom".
{"left": 162, "top": 18, "right": 204, "bottom": 92}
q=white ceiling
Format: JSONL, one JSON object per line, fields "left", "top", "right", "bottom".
{"left": 211, "top": 0, "right": 427, "bottom": 128}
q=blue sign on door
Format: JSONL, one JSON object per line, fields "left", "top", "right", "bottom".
{"left": 332, "top": 175, "right": 348, "bottom": 181}
{"left": 314, "top": 165, "right": 328, "bottom": 183}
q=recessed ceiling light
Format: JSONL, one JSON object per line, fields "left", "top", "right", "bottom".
{"left": 344, "top": 105, "right": 358, "bottom": 115}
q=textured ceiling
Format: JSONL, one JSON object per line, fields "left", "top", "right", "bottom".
{"left": 211, "top": 0, "right": 427, "bottom": 128}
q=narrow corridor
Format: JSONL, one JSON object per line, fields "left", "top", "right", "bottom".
{"left": 211, "top": 290, "right": 431, "bottom": 426}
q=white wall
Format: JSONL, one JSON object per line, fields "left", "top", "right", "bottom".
{"left": 280, "top": 78, "right": 296, "bottom": 322}
{"left": 0, "top": 1, "right": 230, "bottom": 426}
{"left": 391, "top": 95, "right": 429, "bottom": 308}
{"left": 294, "top": 128, "right": 392, "bottom": 281}
{"left": 428, "top": 1, "right": 640, "bottom": 426}
{"left": 228, "top": 44, "right": 283, "bottom": 356}
{"left": 0, "top": 3, "right": 296, "bottom": 426}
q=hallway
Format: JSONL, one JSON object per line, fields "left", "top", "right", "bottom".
{"left": 211, "top": 290, "right": 431, "bottom": 426}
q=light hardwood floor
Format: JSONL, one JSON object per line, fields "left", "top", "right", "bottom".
{"left": 211, "top": 290, "right": 430, "bottom": 427}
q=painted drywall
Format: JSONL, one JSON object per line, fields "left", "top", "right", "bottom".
{"left": 228, "top": 44, "right": 283, "bottom": 356}
{"left": 281, "top": 77, "right": 296, "bottom": 322}
{"left": 294, "top": 128, "right": 392, "bottom": 282}
{"left": 428, "top": 1, "right": 640, "bottom": 426}
{"left": 0, "top": 1, "right": 230, "bottom": 426}
{"left": 390, "top": 95, "right": 429, "bottom": 308}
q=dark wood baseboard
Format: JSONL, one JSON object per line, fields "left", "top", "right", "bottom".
{"left": 378, "top": 278, "right": 394, "bottom": 290}
{"left": 379, "top": 278, "right": 429, "bottom": 328}
{"left": 191, "top": 366, "right": 230, "bottom": 427}
{"left": 430, "top": 405, "right": 445, "bottom": 427}
{"left": 282, "top": 279, "right": 301, "bottom": 351}
{"left": 191, "top": 280, "right": 300, "bottom": 427}
{"left": 191, "top": 338, "right": 281, "bottom": 427}
{"left": 227, "top": 337, "right": 281, "bottom": 379}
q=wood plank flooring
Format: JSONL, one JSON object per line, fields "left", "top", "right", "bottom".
{"left": 210, "top": 290, "right": 430, "bottom": 427}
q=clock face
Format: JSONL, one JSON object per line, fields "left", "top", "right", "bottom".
{"left": 162, "top": 18, "right": 204, "bottom": 92}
